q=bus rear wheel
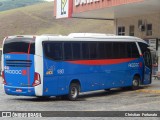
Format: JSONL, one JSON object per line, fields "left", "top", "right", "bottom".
{"left": 104, "top": 89, "right": 110, "bottom": 92}
{"left": 68, "top": 83, "right": 80, "bottom": 101}
{"left": 132, "top": 76, "right": 140, "bottom": 90}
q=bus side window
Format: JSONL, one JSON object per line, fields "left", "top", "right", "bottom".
{"left": 112, "top": 42, "right": 119, "bottom": 59}
{"left": 98, "top": 42, "right": 106, "bottom": 59}
{"left": 126, "top": 43, "right": 132, "bottom": 58}
{"left": 64, "top": 42, "right": 72, "bottom": 60}
{"left": 112, "top": 42, "right": 127, "bottom": 59}
{"left": 72, "top": 43, "right": 81, "bottom": 60}
{"left": 118, "top": 42, "right": 127, "bottom": 58}
{"left": 126, "top": 42, "right": 140, "bottom": 58}
{"left": 138, "top": 42, "right": 149, "bottom": 54}
{"left": 89, "top": 42, "right": 98, "bottom": 59}
{"left": 43, "top": 42, "right": 63, "bottom": 60}
{"left": 105, "top": 42, "right": 112, "bottom": 59}
{"left": 82, "top": 42, "right": 89, "bottom": 60}
{"left": 53, "top": 43, "right": 63, "bottom": 60}
{"left": 131, "top": 42, "right": 140, "bottom": 58}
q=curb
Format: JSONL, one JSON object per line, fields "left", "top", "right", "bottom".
{"left": 136, "top": 89, "right": 160, "bottom": 94}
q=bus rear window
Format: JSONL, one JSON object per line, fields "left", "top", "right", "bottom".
{"left": 3, "top": 38, "right": 35, "bottom": 54}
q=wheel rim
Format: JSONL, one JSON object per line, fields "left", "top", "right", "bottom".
{"left": 133, "top": 79, "right": 138, "bottom": 87}
{"left": 71, "top": 87, "right": 78, "bottom": 98}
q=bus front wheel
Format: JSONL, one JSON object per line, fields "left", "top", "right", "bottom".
{"left": 132, "top": 76, "right": 140, "bottom": 90}
{"left": 68, "top": 83, "right": 80, "bottom": 101}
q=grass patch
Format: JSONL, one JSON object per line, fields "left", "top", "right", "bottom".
{"left": 0, "top": 2, "right": 114, "bottom": 46}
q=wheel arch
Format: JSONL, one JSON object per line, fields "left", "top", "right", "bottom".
{"left": 70, "top": 79, "right": 81, "bottom": 91}
{"left": 133, "top": 73, "right": 141, "bottom": 84}
{"left": 134, "top": 73, "right": 141, "bottom": 78}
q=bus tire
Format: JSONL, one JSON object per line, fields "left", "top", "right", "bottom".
{"left": 68, "top": 83, "right": 80, "bottom": 101}
{"left": 132, "top": 76, "right": 140, "bottom": 90}
{"left": 104, "top": 89, "right": 110, "bottom": 92}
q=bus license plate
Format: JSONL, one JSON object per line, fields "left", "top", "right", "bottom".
{"left": 16, "top": 89, "right": 22, "bottom": 92}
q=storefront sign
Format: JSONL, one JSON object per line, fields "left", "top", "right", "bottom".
{"left": 56, "top": 0, "right": 69, "bottom": 18}
{"left": 75, "top": 0, "right": 102, "bottom": 6}
{"left": 148, "top": 39, "right": 157, "bottom": 51}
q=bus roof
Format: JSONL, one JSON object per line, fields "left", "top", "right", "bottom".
{"left": 47, "top": 34, "right": 147, "bottom": 44}
{"left": 6, "top": 35, "right": 36, "bottom": 39}
{"left": 5, "top": 33, "right": 148, "bottom": 44}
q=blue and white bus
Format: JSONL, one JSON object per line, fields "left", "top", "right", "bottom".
{"left": 1, "top": 33, "right": 152, "bottom": 100}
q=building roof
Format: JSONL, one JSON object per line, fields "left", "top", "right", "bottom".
{"left": 54, "top": 0, "right": 160, "bottom": 19}
{"left": 73, "top": 0, "right": 160, "bottom": 19}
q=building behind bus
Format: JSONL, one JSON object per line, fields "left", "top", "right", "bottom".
{"left": 54, "top": 0, "right": 160, "bottom": 73}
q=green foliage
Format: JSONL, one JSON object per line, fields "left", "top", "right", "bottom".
{"left": 0, "top": 0, "right": 44, "bottom": 11}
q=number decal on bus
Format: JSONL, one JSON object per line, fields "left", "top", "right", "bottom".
{"left": 57, "top": 69, "right": 64, "bottom": 74}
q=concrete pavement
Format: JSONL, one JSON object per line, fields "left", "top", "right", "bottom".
{"left": 136, "top": 79, "right": 160, "bottom": 94}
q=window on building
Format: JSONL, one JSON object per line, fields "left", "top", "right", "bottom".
{"left": 118, "top": 26, "right": 125, "bottom": 36}
{"left": 129, "top": 25, "right": 135, "bottom": 36}
{"left": 146, "top": 24, "right": 152, "bottom": 36}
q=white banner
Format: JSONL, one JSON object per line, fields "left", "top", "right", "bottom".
{"left": 56, "top": 0, "right": 69, "bottom": 19}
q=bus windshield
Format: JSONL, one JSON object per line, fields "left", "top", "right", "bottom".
{"left": 3, "top": 37, "right": 35, "bottom": 54}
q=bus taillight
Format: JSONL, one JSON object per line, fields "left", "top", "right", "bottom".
{"left": 32, "top": 72, "right": 41, "bottom": 86}
{"left": 2, "top": 71, "right": 7, "bottom": 85}
{"left": 139, "top": 62, "right": 143, "bottom": 68}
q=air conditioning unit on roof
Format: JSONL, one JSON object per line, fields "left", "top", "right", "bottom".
{"left": 68, "top": 33, "right": 115, "bottom": 38}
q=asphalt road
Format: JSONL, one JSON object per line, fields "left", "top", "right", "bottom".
{"left": 0, "top": 77, "right": 160, "bottom": 119}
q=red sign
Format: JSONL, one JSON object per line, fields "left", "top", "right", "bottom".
{"left": 22, "top": 70, "right": 27, "bottom": 76}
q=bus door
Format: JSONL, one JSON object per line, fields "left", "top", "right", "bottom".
{"left": 143, "top": 51, "right": 152, "bottom": 84}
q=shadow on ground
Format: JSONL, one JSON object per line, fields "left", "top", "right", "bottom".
{"left": 9, "top": 86, "right": 150, "bottom": 102}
